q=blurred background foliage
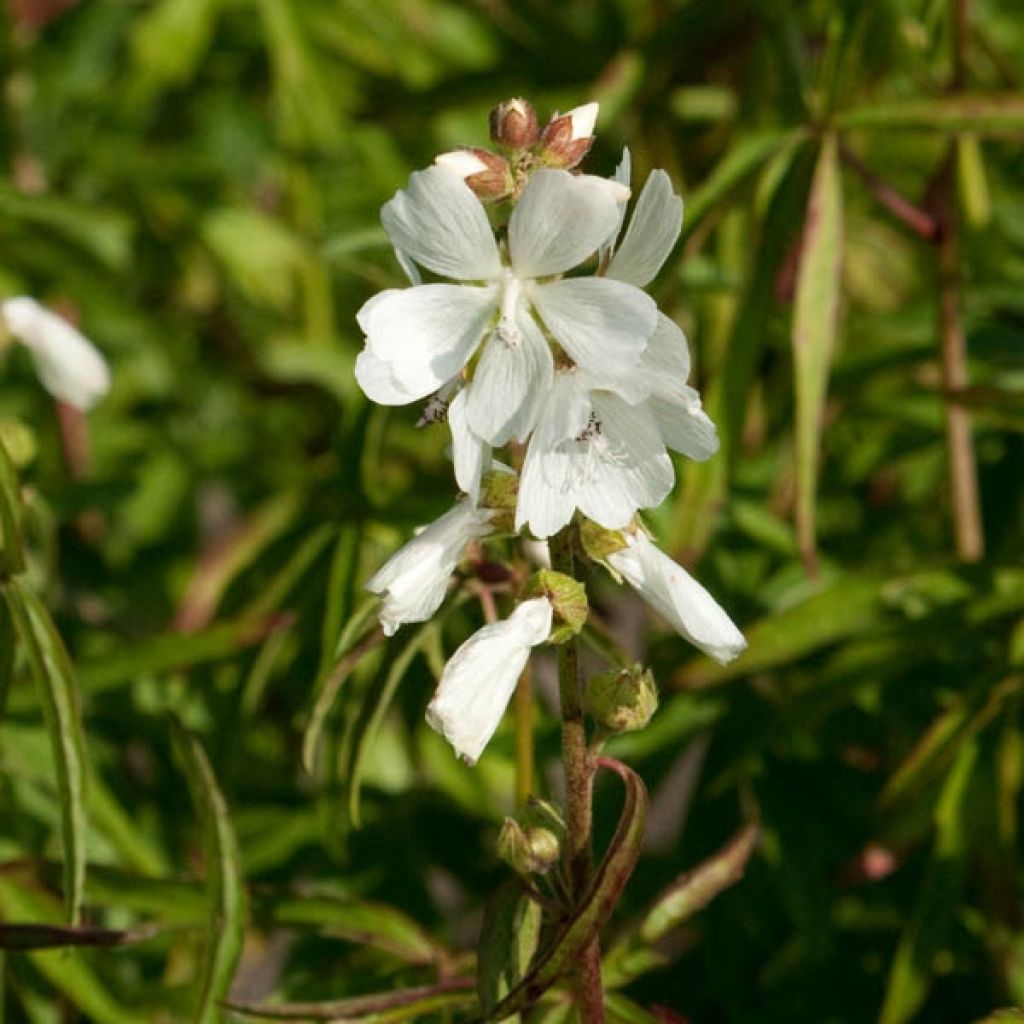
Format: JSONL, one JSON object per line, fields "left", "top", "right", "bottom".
{"left": 0, "top": 0, "right": 1023, "bottom": 1021}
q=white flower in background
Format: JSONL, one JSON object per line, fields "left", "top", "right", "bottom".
{"left": 426, "top": 597, "right": 553, "bottom": 763}
{"left": 366, "top": 500, "right": 495, "bottom": 637}
{"left": 607, "top": 530, "right": 746, "bottom": 664}
{"left": 355, "top": 162, "right": 652, "bottom": 449}
{"left": 516, "top": 369, "right": 674, "bottom": 539}
{"left": 1, "top": 297, "right": 110, "bottom": 411}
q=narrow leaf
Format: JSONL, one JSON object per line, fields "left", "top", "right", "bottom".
{"left": 477, "top": 881, "right": 543, "bottom": 1014}
{"left": 791, "top": 133, "right": 844, "bottom": 573}
{"left": 0, "top": 441, "right": 25, "bottom": 578}
{"left": 225, "top": 979, "right": 476, "bottom": 1020}
{"left": 170, "top": 719, "right": 246, "bottom": 1024}
{"left": 956, "top": 134, "right": 992, "bottom": 228}
{"left": 483, "top": 758, "right": 649, "bottom": 1020}
{"left": 3, "top": 581, "right": 87, "bottom": 924}
{"left": 836, "top": 95, "right": 1024, "bottom": 135}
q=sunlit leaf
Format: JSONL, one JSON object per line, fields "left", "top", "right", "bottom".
{"left": 170, "top": 719, "right": 246, "bottom": 1024}
{"left": 477, "top": 880, "right": 543, "bottom": 1014}
{"left": 791, "top": 133, "right": 843, "bottom": 573}
{"left": 3, "top": 582, "right": 87, "bottom": 925}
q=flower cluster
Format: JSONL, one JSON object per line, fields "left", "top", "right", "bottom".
{"left": 356, "top": 99, "right": 745, "bottom": 762}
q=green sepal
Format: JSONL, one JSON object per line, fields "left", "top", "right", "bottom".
{"left": 524, "top": 569, "right": 588, "bottom": 643}
{"left": 586, "top": 663, "right": 658, "bottom": 733}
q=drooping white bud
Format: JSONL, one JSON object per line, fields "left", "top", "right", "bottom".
{"left": 367, "top": 500, "right": 495, "bottom": 637}
{"left": 607, "top": 531, "right": 746, "bottom": 665}
{"left": 567, "top": 102, "right": 599, "bottom": 140}
{"left": 1, "top": 297, "right": 110, "bottom": 411}
{"left": 426, "top": 597, "right": 553, "bottom": 763}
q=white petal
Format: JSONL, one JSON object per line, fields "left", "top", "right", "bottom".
{"left": 529, "top": 277, "right": 656, "bottom": 377}
{"left": 515, "top": 373, "right": 592, "bottom": 538}
{"left": 448, "top": 388, "right": 491, "bottom": 502}
{"left": 426, "top": 598, "right": 552, "bottom": 763}
{"left": 508, "top": 169, "right": 621, "bottom": 278}
{"left": 1, "top": 297, "right": 110, "bottom": 411}
{"left": 357, "top": 284, "right": 497, "bottom": 401}
{"left": 651, "top": 396, "right": 720, "bottom": 461}
{"left": 354, "top": 346, "right": 425, "bottom": 405}
{"left": 435, "top": 150, "right": 490, "bottom": 178}
{"left": 607, "top": 170, "right": 683, "bottom": 288}
{"left": 465, "top": 309, "right": 553, "bottom": 446}
{"left": 393, "top": 246, "right": 421, "bottom": 286}
{"left": 381, "top": 166, "right": 501, "bottom": 281}
{"left": 638, "top": 314, "right": 692, "bottom": 395}
{"left": 367, "top": 501, "right": 494, "bottom": 636}
{"left": 600, "top": 147, "right": 633, "bottom": 260}
{"left": 567, "top": 102, "right": 599, "bottom": 139}
{"left": 578, "top": 393, "right": 674, "bottom": 528}
{"left": 608, "top": 532, "right": 746, "bottom": 664}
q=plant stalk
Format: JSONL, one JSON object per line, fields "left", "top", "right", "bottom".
{"left": 549, "top": 526, "right": 604, "bottom": 1023}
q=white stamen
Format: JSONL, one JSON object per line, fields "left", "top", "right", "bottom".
{"left": 495, "top": 273, "right": 522, "bottom": 348}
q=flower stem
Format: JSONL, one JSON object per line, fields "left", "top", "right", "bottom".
{"left": 514, "top": 663, "right": 534, "bottom": 806}
{"left": 549, "top": 525, "right": 604, "bottom": 1023}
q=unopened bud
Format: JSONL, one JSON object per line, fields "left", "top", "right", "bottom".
{"left": 434, "top": 147, "right": 513, "bottom": 202}
{"left": 489, "top": 98, "right": 539, "bottom": 151}
{"left": 498, "top": 817, "right": 560, "bottom": 875}
{"left": 586, "top": 663, "right": 658, "bottom": 733}
{"left": 524, "top": 569, "right": 588, "bottom": 643}
{"left": 497, "top": 797, "right": 565, "bottom": 875}
{"left": 538, "top": 102, "right": 599, "bottom": 169}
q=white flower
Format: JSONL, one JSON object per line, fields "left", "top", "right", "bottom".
{"left": 634, "top": 314, "right": 719, "bottom": 461}
{"left": 355, "top": 166, "right": 654, "bottom": 447}
{"left": 607, "top": 531, "right": 746, "bottom": 664}
{"left": 1, "top": 297, "right": 110, "bottom": 411}
{"left": 426, "top": 597, "right": 553, "bottom": 763}
{"left": 605, "top": 165, "right": 683, "bottom": 288}
{"left": 516, "top": 368, "right": 674, "bottom": 539}
{"left": 366, "top": 500, "right": 494, "bottom": 637}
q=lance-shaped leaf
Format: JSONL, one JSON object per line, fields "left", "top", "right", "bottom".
{"left": 170, "top": 719, "right": 247, "bottom": 1024}
{"left": 836, "top": 95, "right": 1024, "bottom": 135}
{"left": 0, "top": 922, "right": 162, "bottom": 950}
{"left": 0, "top": 440, "right": 25, "bottom": 577}
{"left": 477, "top": 880, "right": 543, "bottom": 1014}
{"left": 603, "top": 823, "right": 759, "bottom": 988}
{"left": 225, "top": 979, "right": 476, "bottom": 1020}
{"left": 3, "top": 581, "right": 87, "bottom": 924}
{"left": 482, "top": 757, "right": 649, "bottom": 1021}
{"left": 792, "top": 133, "right": 843, "bottom": 574}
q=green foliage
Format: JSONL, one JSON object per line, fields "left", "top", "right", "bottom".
{"left": 0, "top": 0, "right": 1022, "bottom": 1021}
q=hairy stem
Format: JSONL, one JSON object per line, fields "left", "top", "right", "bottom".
{"left": 549, "top": 526, "right": 603, "bottom": 1023}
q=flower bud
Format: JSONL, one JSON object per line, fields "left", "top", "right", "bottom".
{"left": 586, "top": 663, "right": 658, "bottom": 733}
{"left": 497, "top": 797, "right": 565, "bottom": 875}
{"left": 523, "top": 569, "right": 588, "bottom": 643}
{"left": 489, "top": 97, "right": 539, "bottom": 151}
{"left": 538, "top": 102, "right": 599, "bottom": 169}
{"left": 497, "top": 817, "right": 560, "bottom": 875}
{"left": 434, "top": 147, "right": 513, "bottom": 202}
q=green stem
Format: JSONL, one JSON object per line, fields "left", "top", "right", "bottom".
{"left": 548, "top": 526, "right": 604, "bottom": 1023}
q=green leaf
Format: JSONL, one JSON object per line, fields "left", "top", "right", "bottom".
{"left": 792, "top": 133, "right": 844, "bottom": 572}
{"left": 603, "top": 823, "right": 758, "bottom": 988}
{"left": 170, "top": 719, "right": 246, "bottom": 1024}
{"left": 879, "top": 740, "right": 978, "bottom": 1024}
{"left": 0, "top": 440, "right": 25, "bottom": 578}
{"left": 225, "top": 979, "right": 476, "bottom": 1021}
{"left": 2, "top": 582, "right": 87, "bottom": 925}
{"left": 484, "top": 758, "right": 649, "bottom": 1020}
{"left": 477, "top": 881, "right": 543, "bottom": 1015}
{"left": 0, "top": 878, "right": 141, "bottom": 1024}
{"left": 131, "top": 0, "right": 219, "bottom": 88}
{"left": 680, "top": 130, "right": 805, "bottom": 243}
{"left": 836, "top": 95, "right": 1024, "bottom": 134}
{"left": 269, "top": 895, "right": 440, "bottom": 965}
